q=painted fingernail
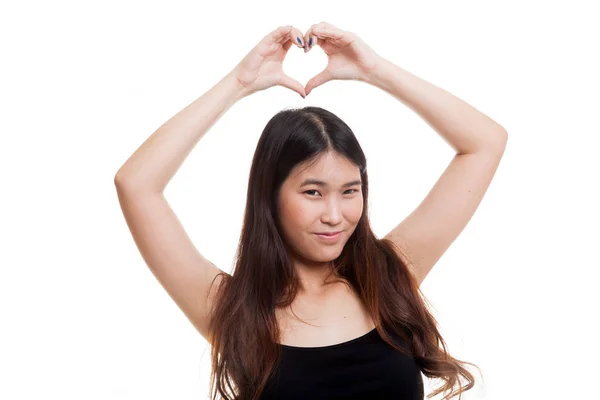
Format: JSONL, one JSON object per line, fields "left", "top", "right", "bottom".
{"left": 297, "top": 37, "right": 303, "bottom": 45}
{"left": 309, "top": 37, "right": 313, "bottom": 46}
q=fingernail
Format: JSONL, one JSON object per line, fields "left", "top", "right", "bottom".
{"left": 296, "top": 37, "right": 303, "bottom": 46}
{"left": 308, "top": 37, "right": 313, "bottom": 46}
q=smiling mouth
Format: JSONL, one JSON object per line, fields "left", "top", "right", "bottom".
{"left": 314, "top": 231, "right": 343, "bottom": 241}
{"left": 314, "top": 230, "right": 343, "bottom": 235}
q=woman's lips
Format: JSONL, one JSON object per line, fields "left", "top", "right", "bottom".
{"left": 314, "top": 231, "right": 342, "bottom": 241}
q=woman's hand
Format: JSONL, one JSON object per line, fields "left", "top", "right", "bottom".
{"left": 302, "top": 22, "right": 384, "bottom": 96}
{"left": 230, "top": 25, "right": 307, "bottom": 98}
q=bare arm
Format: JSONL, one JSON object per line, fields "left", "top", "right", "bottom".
{"left": 114, "top": 71, "right": 248, "bottom": 192}
{"left": 113, "top": 72, "right": 249, "bottom": 340}
{"left": 113, "top": 25, "right": 305, "bottom": 340}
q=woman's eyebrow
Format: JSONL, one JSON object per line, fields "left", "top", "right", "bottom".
{"left": 299, "top": 178, "right": 362, "bottom": 188}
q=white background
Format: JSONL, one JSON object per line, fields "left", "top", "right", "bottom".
{"left": 1, "top": 1, "right": 598, "bottom": 399}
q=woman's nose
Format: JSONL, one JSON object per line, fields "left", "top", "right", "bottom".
{"left": 321, "top": 202, "right": 342, "bottom": 223}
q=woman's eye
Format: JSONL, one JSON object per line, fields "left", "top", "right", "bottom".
{"left": 304, "top": 189, "right": 359, "bottom": 196}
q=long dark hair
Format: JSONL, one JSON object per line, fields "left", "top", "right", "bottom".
{"left": 206, "top": 106, "right": 480, "bottom": 399}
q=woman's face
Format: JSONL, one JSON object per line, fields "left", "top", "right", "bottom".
{"left": 277, "top": 152, "right": 364, "bottom": 265}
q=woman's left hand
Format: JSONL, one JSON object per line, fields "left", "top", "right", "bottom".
{"left": 302, "top": 22, "right": 384, "bottom": 95}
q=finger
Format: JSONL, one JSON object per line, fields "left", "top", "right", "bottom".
{"left": 305, "top": 69, "right": 333, "bottom": 96}
{"left": 282, "top": 39, "right": 293, "bottom": 52}
{"left": 303, "top": 22, "right": 345, "bottom": 53}
{"left": 281, "top": 30, "right": 304, "bottom": 56}
{"left": 289, "top": 27, "right": 306, "bottom": 48}
{"left": 279, "top": 74, "right": 307, "bottom": 98}
{"left": 266, "top": 25, "right": 293, "bottom": 45}
{"left": 303, "top": 25, "right": 318, "bottom": 53}
{"left": 266, "top": 25, "right": 305, "bottom": 49}
{"left": 311, "top": 23, "right": 345, "bottom": 41}
{"left": 307, "top": 34, "right": 318, "bottom": 52}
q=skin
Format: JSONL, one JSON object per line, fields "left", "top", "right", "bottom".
{"left": 277, "top": 151, "right": 364, "bottom": 297}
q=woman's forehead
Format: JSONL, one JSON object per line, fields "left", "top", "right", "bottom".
{"left": 290, "top": 154, "right": 359, "bottom": 181}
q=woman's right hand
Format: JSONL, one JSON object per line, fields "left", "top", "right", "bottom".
{"left": 230, "top": 25, "right": 307, "bottom": 98}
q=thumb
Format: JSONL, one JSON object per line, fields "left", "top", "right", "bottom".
{"left": 279, "top": 74, "right": 307, "bottom": 98}
{"left": 305, "top": 69, "right": 333, "bottom": 96}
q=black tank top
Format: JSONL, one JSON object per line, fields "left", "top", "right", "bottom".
{"left": 259, "top": 327, "right": 424, "bottom": 399}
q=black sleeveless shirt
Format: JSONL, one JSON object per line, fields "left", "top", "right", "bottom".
{"left": 259, "top": 327, "right": 424, "bottom": 399}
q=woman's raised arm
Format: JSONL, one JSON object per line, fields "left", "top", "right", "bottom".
{"left": 112, "top": 25, "right": 307, "bottom": 341}
{"left": 114, "top": 24, "right": 307, "bottom": 192}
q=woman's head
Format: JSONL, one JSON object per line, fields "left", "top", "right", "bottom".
{"left": 276, "top": 150, "right": 364, "bottom": 268}
{"left": 207, "top": 106, "right": 479, "bottom": 400}
{"left": 244, "top": 106, "right": 372, "bottom": 293}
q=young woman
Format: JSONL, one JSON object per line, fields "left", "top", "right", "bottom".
{"left": 115, "top": 22, "right": 507, "bottom": 400}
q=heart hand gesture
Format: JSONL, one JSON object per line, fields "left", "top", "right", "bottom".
{"left": 229, "top": 23, "right": 383, "bottom": 99}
